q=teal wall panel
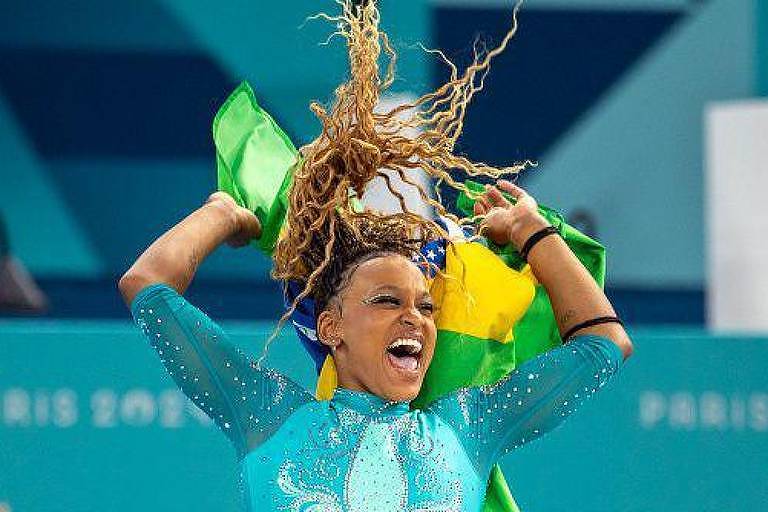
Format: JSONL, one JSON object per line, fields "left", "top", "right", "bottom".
{"left": 46, "top": 159, "right": 271, "bottom": 280}
{"left": 0, "top": 94, "right": 103, "bottom": 275}
{"left": 158, "top": 0, "right": 430, "bottom": 145}
{"left": 0, "top": 321, "right": 313, "bottom": 511}
{"left": 1, "top": 322, "right": 766, "bottom": 510}
{"left": 0, "top": 0, "right": 197, "bottom": 51}
{"left": 503, "top": 329, "right": 768, "bottom": 510}
{"left": 759, "top": 0, "right": 768, "bottom": 95}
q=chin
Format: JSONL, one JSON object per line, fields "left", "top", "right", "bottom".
{"left": 380, "top": 351, "right": 431, "bottom": 403}
{"left": 382, "top": 383, "right": 421, "bottom": 403}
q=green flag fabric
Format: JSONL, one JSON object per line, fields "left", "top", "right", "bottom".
{"left": 456, "top": 180, "right": 606, "bottom": 364}
{"left": 213, "top": 81, "right": 299, "bottom": 255}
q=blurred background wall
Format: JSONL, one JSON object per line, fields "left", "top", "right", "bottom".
{"left": 1, "top": 0, "right": 762, "bottom": 322}
{"left": 0, "top": 0, "right": 428, "bottom": 318}
{"left": 1, "top": 0, "right": 767, "bottom": 511}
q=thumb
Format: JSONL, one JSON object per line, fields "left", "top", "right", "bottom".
{"left": 238, "top": 207, "right": 262, "bottom": 239}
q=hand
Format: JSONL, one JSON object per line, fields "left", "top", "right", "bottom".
{"left": 204, "top": 192, "right": 262, "bottom": 248}
{"left": 473, "top": 180, "right": 550, "bottom": 250}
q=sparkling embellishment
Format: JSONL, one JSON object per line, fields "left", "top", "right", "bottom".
{"left": 131, "top": 283, "right": 622, "bottom": 511}
{"left": 346, "top": 423, "right": 407, "bottom": 512}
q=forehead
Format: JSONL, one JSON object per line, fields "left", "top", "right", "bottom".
{"left": 347, "top": 254, "right": 429, "bottom": 295}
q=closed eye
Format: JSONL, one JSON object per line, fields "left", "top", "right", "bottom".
{"left": 419, "top": 303, "right": 434, "bottom": 314}
{"left": 368, "top": 295, "right": 400, "bottom": 306}
{"left": 365, "top": 295, "right": 435, "bottom": 315}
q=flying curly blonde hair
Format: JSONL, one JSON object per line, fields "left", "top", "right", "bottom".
{"left": 269, "top": 0, "right": 527, "bottom": 347}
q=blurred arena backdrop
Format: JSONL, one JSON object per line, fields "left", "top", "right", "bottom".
{"left": 1, "top": 0, "right": 767, "bottom": 510}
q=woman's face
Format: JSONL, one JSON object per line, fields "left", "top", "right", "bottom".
{"left": 317, "top": 254, "right": 437, "bottom": 402}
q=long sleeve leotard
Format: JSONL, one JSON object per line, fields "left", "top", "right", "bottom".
{"left": 132, "top": 283, "right": 624, "bottom": 512}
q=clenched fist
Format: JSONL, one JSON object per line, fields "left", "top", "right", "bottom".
{"left": 204, "top": 192, "right": 262, "bottom": 248}
{"left": 473, "top": 180, "right": 550, "bottom": 251}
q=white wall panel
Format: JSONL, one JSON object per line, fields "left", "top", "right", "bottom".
{"left": 706, "top": 100, "right": 768, "bottom": 331}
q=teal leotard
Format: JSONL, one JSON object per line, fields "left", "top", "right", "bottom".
{"left": 131, "top": 283, "right": 623, "bottom": 511}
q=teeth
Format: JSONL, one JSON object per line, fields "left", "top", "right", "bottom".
{"left": 387, "top": 338, "right": 423, "bottom": 354}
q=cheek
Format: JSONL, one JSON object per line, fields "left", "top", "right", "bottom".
{"left": 343, "top": 311, "right": 388, "bottom": 356}
{"left": 425, "top": 318, "right": 437, "bottom": 340}
{"left": 425, "top": 321, "right": 438, "bottom": 356}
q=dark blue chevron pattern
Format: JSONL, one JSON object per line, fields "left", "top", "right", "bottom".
{"left": 434, "top": 6, "right": 682, "bottom": 169}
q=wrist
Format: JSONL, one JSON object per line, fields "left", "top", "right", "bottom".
{"left": 508, "top": 214, "right": 551, "bottom": 251}
{"left": 520, "top": 225, "right": 559, "bottom": 261}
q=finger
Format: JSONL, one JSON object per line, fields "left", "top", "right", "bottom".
{"left": 477, "top": 193, "right": 492, "bottom": 212}
{"left": 520, "top": 195, "right": 538, "bottom": 210}
{"left": 473, "top": 200, "right": 487, "bottom": 216}
{"left": 484, "top": 184, "right": 511, "bottom": 208}
{"left": 496, "top": 180, "right": 528, "bottom": 200}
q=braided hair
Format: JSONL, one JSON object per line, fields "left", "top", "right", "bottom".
{"left": 307, "top": 211, "right": 434, "bottom": 318}
{"left": 266, "top": 0, "right": 525, "bottom": 353}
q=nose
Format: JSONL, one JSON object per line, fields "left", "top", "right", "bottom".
{"left": 400, "top": 304, "right": 421, "bottom": 326}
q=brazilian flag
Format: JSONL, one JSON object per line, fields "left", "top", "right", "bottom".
{"left": 214, "top": 82, "right": 606, "bottom": 512}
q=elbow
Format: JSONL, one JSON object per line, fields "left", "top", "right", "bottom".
{"left": 118, "top": 270, "right": 155, "bottom": 308}
{"left": 616, "top": 332, "right": 634, "bottom": 360}
{"left": 602, "top": 322, "right": 633, "bottom": 360}
{"left": 572, "top": 322, "right": 633, "bottom": 360}
{"left": 601, "top": 323, "right": 634, "bottom": 360}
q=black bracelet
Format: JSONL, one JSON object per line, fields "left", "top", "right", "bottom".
{"left": 519, "top": 226, "right": 559, "bottom": 261}
{"left": 561, "top": 316, "right": 624, "bottom": 342}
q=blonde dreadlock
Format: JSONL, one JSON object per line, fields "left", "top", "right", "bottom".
{"left": 266, "top": 0, "right": 527, "bottom": 360}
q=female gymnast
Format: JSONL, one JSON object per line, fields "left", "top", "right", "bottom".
{"left": 119, "top": 1, "right": 632, "bottom": 510}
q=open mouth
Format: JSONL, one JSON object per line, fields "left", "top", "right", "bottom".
{"left": 385, "top": 338, "right": 423, "bottom": 373}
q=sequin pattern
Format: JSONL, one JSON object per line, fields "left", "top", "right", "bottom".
{"left": 132, "top": 284, "right": 624, "bottom": 511}
{"left": 132, "top": 284, "right": 313, "bottom": 455}
{"left": 427, "top": 340, "right": 622, "bottom": 475}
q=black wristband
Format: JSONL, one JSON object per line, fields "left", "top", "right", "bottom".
{"left": 519, "top": 226, "right": 559, "bottom": 261}
{"left": 561, "top": 316, "right": 624, "bottom": 342}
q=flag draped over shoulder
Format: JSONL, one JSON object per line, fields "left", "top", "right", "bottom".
{"left": 455, "top": 182, "right": 607, "bottom": 366}
{"left": 213, "top": 82, "right": 607, "bottom": 512}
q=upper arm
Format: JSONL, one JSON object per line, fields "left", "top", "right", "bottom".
{"left": 430, "top": 334, "right": 624, "bottom": 474}
{"left": 130, "top": 283, "right": 314, "bottom": 455}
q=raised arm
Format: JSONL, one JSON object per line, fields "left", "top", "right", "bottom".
{"left": 119, "top": 193, "right": 312, "bottom": 456}
{"left": 131, "top": 284, "right": 313, "bottom": 456}
{"left": 474, "top": 180, "right": 633, "bottom": 359}
{"left": 430, "top": 333, "right": 623, "bottom": 475}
